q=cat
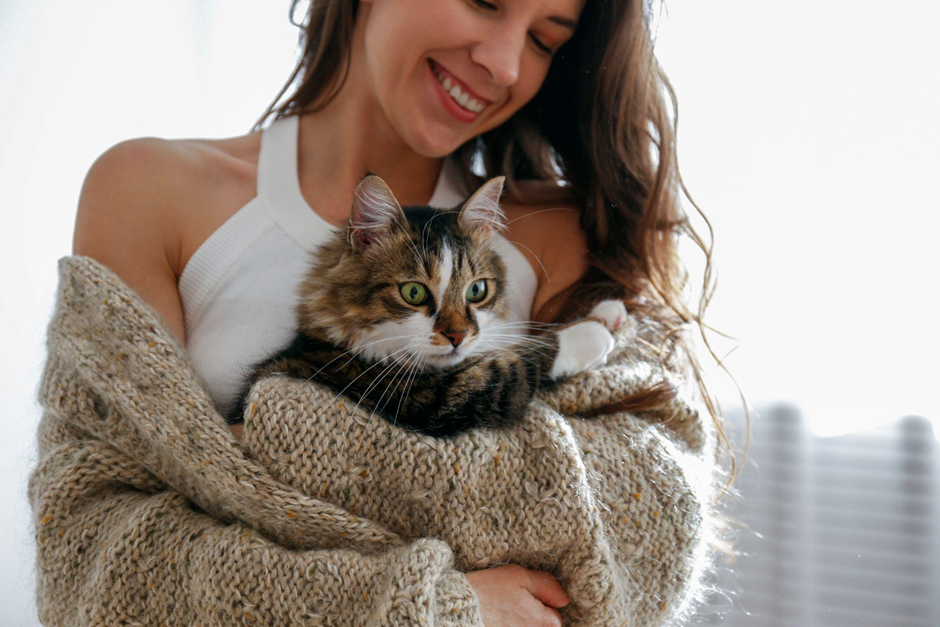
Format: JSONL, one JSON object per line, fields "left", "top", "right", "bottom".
{"left": 227, "top": 174, "right": 629, "bottom": 438}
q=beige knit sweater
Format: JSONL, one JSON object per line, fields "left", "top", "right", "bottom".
{"left": 29, "top": 256, "right": 724, "bottom": 626}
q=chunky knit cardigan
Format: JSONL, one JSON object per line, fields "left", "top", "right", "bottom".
{"left": 29, "top": 256, "right": 724, "bottom": 626}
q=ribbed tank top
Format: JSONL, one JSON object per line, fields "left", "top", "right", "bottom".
{"left": 179, "top": 114, "right": 539, "bottom": 417}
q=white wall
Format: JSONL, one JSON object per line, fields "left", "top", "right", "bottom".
{"left": 1, "top": 1, "right": 936, "bottom": 624}
{"left": 0, "top": 2, "right": 299, "bottom": 623}
{"left": 656, "top": 1, "right": 939, "bottom": 437}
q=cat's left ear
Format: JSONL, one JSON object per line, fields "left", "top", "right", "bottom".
{"left": 459, "top": 176, "right": 507, "bottom": 234}
{"left": 348, "top": 174, "right": 406, "bottom": 253}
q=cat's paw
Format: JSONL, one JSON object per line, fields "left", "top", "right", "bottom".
{"left": 588, "top": 299, "right": 631, "bottom": 333}
{"left": 549, "top": 321, "right": 615, "bottom": 380}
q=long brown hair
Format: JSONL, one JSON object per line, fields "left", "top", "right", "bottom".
{"left": 253, "top": 0, "right": 750, "bottom": 499}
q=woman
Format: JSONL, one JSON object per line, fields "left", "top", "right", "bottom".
{"left": 66, "top": 0, "right": 735, "bottom": 624}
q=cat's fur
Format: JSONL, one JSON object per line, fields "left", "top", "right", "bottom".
{"left": 227, "top": 174, "right": 626, "bottom": 437}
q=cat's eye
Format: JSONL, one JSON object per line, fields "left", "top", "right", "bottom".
{"left": 400, "top": 282, "right": 428, "bottom": 306}
{"left": 466, "top": 279, "right": 487, "bottom": 303}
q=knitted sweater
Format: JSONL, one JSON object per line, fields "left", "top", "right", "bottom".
{"left": 29, "top": 256, "right": 724, "bottom": 626}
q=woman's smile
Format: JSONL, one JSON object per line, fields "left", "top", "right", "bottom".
{"left": 426, "top": 58, "right": 492, "bottom": 124}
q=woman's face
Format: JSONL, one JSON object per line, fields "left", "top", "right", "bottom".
{"left": 359, "top": 0, "right": 586, "bottom": 157}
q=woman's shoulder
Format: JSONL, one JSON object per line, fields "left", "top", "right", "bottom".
{"left": 498, "top": 180, "right": 590, "bottom": 322}
{"left": 72, "top": 130, "right": 262, "bottom": 341}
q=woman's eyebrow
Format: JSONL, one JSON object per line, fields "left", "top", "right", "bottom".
{"left": 548, "top": 15, "right": 578, "bottom": 30}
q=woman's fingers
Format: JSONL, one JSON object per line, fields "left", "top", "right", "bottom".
{"left": 465, "top": 564, "right": 569, "bottom": 626}
{"left": 519, "top": 567, "right": 571, "bottom": 609}
{"left": 537, "top": 604, "right": 564, "bottom": 626}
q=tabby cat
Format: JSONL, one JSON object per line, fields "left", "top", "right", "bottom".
{"left": 227, "top": 174, "right": 627, "bottom": 437}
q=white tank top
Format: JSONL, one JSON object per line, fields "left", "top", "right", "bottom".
{"left": 179, "top": 114, "right": 539, "bottom": 417}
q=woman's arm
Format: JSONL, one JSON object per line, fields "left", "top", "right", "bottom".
{"left": 72, "top": 139, "right": 256, "bottom": 439}
{"left": 72, "top": 138, "right": 190, "bottom": 343}
{"left": 65, "top": 148, "right": 569, "bottom": 624}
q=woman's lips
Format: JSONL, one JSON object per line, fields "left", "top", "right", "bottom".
{"left": 427, "top": 59, "right": 489, "bottom": 124}
{"left": 429, "top": 59, "right": 493, "bottom": 106}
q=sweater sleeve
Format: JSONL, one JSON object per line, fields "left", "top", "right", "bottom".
{"left": 28, "top": 420, "right": 483, "bottom": 626}
{"left": 29, "top": 257, "right": 484, "bottom": 626}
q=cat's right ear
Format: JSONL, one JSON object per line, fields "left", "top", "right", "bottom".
{"left": 348, "top": 174, "right": 405, "bottom": 253}
{"left": 459, "top": 176, "right": 507, "bottom": 234}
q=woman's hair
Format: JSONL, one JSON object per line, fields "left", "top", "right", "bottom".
{"left": 253, "top": 0, "right": 749, "bottom": 497}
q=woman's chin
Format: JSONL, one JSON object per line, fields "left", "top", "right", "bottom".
{"left": 406, "top": 119, "right": 469, "bottom": 157}
{"left": 414, "top": 135, "right": 462, "bottom": 159}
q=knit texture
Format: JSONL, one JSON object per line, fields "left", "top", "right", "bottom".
{"left": 29, "top": 256, "right": 725, "bottom": 625}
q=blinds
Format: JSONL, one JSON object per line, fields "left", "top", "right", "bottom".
{"left": 692, "top": 404, "right": 939, "bottom": 626}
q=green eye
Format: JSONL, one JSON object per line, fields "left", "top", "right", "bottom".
{"left": 466, "top": 279, "right": 487, "bottom": 303}
{"left": 400, "top": 282, "right": 428, "bottom": 305}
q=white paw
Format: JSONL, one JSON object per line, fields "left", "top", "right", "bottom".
{"left": 549, "top": 321, "right": 615, "bottom": 380}
{"left": 589, "top": 299, "right": 631, "bottom": 333}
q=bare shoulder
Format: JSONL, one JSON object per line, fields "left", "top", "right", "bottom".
{"left": 72, "top": 132, "right": 259, "bottom": 341}
{"left": 499, "top": 181, "right": 590, "bottom": 322}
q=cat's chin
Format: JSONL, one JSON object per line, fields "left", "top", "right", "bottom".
{"left": 422, "top": 349, "right": 472, "bottom": 370}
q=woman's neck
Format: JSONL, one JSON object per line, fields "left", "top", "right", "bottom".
{"left": 293, "top": 50, "right": 444, "bottom": 224}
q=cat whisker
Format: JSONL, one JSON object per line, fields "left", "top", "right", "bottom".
{"left": 468, "top": 235, "right": 498, "bottom": 269}
{"left": 360, "top": 350, "right": 422, "bottom": 432}
{"left": 308, "top": 334, "right": 425, "bottom": 380}
{"left": 478, "top": 341, "right": 551, "bottom": 357}
{"left": 393, "top": 354, "right": 425, "bottom": 428}
{"left": 340, "top": 347, "right": 419, "bottom": 447}
{"left": 477, "top": 335, "right": 556, "bottom": 349}
{"left": 474, "top": 339, "right": 555, "bottom": 358}
{"left": 376, "top": 349, "right": 423, "bottom": 423}
{"left": 382, "top": 359, "right": 418, "bottom": 420}
{"left": 478, "top": 332, "right": 554, "bottom": 341}
{"left": 479, "top": 328, "right": 557, "bottom": 337}
{"left": 341, "top": 334, "right": 428, "bottom": 368}
{"left": 372, "top": 348, "right": 419, "bottom": 420}
{"left": 402, "top": 354, "right": 429, "bottom": 428}
{"left": 484, "top": 320, "right": 558, "bottom": 330}
{"left": 420, "top": 209, "right": 461, "bottom": 258}
{"left": 345, "top": 345, "right": 419, "bottom": 412}
{"left": 389, "top": 218, "right": 425, "bottom": 269}
{"left": 324, "top": 342, "right": 421, "bottom": 415}
{"left": 475, "top": 336, "right": 539, "bottom": 348}
{"left": 472, "top": 345, "right": 550, "bottom": 370}
{"left": 502, "top": 207, "right": 576, "bottom": 226}
{"left": 504, "top": 238, "right": 550, "bottom": 284}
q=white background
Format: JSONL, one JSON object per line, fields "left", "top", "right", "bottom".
{"left": 1, "top": 1, "right": 937, "bottom": 624}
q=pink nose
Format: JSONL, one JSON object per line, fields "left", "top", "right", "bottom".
{"left": 443, "top": 329, "right": 468, "bottom": 347}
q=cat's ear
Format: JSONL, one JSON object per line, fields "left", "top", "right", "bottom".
{"left": 348, "top": 174, "right": 405, "bottom": 253}
{"left": 459, "top": 176, "right": 507, "bottom": 234}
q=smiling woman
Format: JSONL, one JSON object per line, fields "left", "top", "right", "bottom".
{"left": 331, "top": 0, "right": 585, "bottom": 156}
{"left": 37, "top": 0, "right": 737, "bottom": 625}
{"left": 261, "top": 0, "right": 731, "bottom": 448}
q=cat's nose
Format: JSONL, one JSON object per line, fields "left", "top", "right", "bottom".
{"left": 443, "top": 329, "right": 468, "bottom": 347}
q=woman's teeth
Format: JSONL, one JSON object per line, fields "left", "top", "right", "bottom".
{"left": 432, "top": 66, "right": 486, "bottom": 114}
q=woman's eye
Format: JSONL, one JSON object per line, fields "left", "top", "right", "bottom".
{"left": 470, "top": 0, "right": 553, "bottom": 56}
{"left": 400, "top": 282, "right": 428, "bottom": 306}
{"left": 466, "top": 279, "right": 488, "bottom": 303}
{"left": 530, "top": 34, "right": 553, "bottom": 55}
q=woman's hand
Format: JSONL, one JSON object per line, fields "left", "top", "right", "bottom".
{"left": 465, "top": 564, "right": 570, "bottom": 627}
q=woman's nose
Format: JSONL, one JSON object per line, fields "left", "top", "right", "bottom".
{"left": 469, "top": 23, "right": 525, "bottom": 87}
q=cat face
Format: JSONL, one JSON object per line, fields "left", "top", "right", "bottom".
{"left": 297, "top": 175, "right": 514, "bottom": 369}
